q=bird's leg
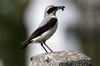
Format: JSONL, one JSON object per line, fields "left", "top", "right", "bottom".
{"left": 41, "top": 43, "right": 48, "bottom": 53}
{"left": 44, "top": 42, "right": 53, "bottom": 52}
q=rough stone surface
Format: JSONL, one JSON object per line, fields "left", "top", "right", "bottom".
{"left": 29, "top": 51, "right": 92, "bottom": 66}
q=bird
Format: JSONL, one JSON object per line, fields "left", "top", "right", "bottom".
{"left": 21, "top": 5, "right": 65, "bottom": 53}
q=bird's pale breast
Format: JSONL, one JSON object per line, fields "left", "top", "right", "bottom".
{"left": 32, "top": 22, "right": 58, "bottom": 43}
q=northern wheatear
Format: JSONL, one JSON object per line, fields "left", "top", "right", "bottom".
{"left": 21, "top": 5, "right": 65, "bottom": 53}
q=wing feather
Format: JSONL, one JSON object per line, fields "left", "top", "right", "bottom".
{"left": 21, "top": 18, "right": 57, "bottom": 49}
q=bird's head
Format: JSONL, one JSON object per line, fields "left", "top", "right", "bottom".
{"left": 44, "top": 5, "right": 65, "bottom": 16}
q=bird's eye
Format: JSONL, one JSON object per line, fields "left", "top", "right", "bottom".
{"left": 47, "top": 7, "right": 57, "bottom": 14}
{"left": 46, "top": 7, "right": 52, "bottom": 11}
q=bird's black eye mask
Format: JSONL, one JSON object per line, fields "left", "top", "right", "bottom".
{"left": 47, "top": 7, "right": 58, "bottom": 14}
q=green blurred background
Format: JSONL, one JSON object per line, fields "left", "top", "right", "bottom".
{"left": 0, "top": 0, "right": 28, "bottom": 66}
{"left": 0, "top": 0, "right": 100, "bottom": 66}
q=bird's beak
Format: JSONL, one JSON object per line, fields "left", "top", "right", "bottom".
{"left": 57, "top": 6, "right": 65, "bottom": 11}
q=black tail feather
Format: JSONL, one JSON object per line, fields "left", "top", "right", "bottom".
{"left": 21, "top": 40, "right": 32, "bottom": 49}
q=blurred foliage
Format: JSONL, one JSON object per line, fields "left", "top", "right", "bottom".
{"left": 73, "top": 0, "right": 100, "bottom": 66}
{"left": 0, "top": 0, "right": 29, "bottom": 66}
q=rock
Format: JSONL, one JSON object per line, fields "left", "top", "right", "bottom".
{"left": 29, "top": 51, "right": 92, "bottom": 66}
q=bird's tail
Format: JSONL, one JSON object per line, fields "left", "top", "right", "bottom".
{"left": 21, "top": 40, "right": 32, "bottom": 49}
